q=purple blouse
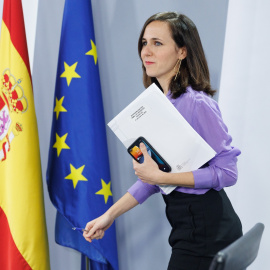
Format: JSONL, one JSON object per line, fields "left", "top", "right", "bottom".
{"left": 128, "top": 86, "right": 241, "bottom": 204}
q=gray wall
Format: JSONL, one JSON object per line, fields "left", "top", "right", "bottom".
{"left": 0, "top": 0, "right": 228, "bottom": 269}
{"left": 218, "top": 0, "right": 270, "bottom": 269}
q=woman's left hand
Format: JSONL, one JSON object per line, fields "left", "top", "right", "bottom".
{"left": 132, "top": 143, "right": 165, "bottom": 185}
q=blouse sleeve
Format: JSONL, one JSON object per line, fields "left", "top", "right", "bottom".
{"left": 191, "top": 98, "right": 241, "bottom": 190}
{"left": 127, "top": 178, "right": 160, "bottom": 204}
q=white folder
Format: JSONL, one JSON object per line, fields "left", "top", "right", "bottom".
{"left": 108, "top": 83, "right": 216, "bottom": 194}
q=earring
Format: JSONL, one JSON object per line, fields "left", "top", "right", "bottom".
{"left": 174, "top": 59, "right": 182, "bottom": 81}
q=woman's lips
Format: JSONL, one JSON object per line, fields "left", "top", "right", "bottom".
{"left": 145, "top": 61, "right": 155, "bottom": 65}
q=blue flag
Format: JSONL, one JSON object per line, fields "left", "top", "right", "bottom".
{"left": 46, "top": 0, "right": 118, "bottom": 269}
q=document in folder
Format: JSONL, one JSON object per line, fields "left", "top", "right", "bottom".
{"left": 108, "top": 83, "right": 216, "bottom": 194}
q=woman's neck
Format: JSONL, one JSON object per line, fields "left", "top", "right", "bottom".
{"left": 157, "top": 78, "right": 169, "bottom": 95}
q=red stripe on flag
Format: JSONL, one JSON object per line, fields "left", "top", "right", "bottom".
{"left": 2, "top": 0, "right": 31, "bottom": 77}
{"left": 0, "top": 207, "right": 31, "bottom": 270}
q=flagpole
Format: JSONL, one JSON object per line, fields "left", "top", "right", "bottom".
{"left": 86, "top": 256, "right": 90, "bottom": 270}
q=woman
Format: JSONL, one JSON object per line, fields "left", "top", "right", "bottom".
{"left": 83, "top": 12, "right": 242, "bottom": 270}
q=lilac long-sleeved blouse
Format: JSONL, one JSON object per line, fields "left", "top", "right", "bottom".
{"left": 128, "top": 86, "right": 241, "bottom": 204}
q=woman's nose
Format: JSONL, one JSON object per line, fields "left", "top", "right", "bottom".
{"left": 141, "top": 45, "right": 152, "bottom": 57}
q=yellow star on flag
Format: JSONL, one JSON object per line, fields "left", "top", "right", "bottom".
{"left": 95, "top": 179, "right": 113, "bottom": 204}
{"left": 65, "top": 164, "right": 88, "bottom": 189}
{"left": 54, "top": 96, "right": 67, "bottom": 119}
{"left": 60, "top": 61, "right": 81, "bottom": 86}
{"left": 53, "top": 133, "right": 70, "bottom": 157}
{"left": 85, "top": 40, "right": 98, "bottom": 65}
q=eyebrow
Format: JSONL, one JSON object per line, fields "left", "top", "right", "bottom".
{"left": 141, "top": 37, "right": 163, "bottom": 41}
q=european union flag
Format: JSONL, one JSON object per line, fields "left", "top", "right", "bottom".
{"left": 46, "top": 0, "right": 118, "bottom": 269}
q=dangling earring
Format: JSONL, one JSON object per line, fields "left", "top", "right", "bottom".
{"left": 174, "top": 59, "right": 182, "bottom": 81}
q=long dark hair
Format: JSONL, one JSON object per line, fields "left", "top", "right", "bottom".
{"left": 138, "top": 12, "right": 216, "bottom": 98}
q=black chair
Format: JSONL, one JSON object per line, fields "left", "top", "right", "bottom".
{"left": 209, "top": 223, "right": 265, "bottom": 270}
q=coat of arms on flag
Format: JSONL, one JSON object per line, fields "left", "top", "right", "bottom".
{"left": 0, "top": 68, "right": 27, "bottom": 161}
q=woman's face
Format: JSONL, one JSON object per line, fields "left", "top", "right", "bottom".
{"left": 141, "top": 21, "right": 184, "bottom": 86}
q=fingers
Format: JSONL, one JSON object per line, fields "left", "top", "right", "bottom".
{"left": 83, "top": 227, "right": 105, "bottom": 242}
{"left": 84, "top": 225, "right": 97, "bottom": 241}
{"left": 83, "top": 213, "right": 114, "bottom": 243}
{"left": 132, "top": 143, "right": 148, "bottom": 176}
{"left": 83, "top": 221, "right": 97, "bottom": 242}
{"left": 84, "top": 220, "right": 95, "bottom": 235}
{"left": 139, "top": 143, "right": 148, "bottom": 156}
{"left": 94, "top": 230, "right": 105, "bottom": 239}
{"left": 83, "top": 216, "right": 109, "bottom": 243}
{"left": 132, "top": 143, "right": 149, "bottom": 167}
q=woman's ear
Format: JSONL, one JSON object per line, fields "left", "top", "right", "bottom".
{"left": 178, "top": 46, "right": 187, "bottom": 60}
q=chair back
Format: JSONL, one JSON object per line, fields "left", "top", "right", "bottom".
{"left": 209, "top": 223, "right": 264, "bottom": 270}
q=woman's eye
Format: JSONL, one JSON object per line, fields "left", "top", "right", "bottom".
{"left": 155, "top": 41, "right": 162, "bottom": 46}
{"left": 142, "top": 41, "right": 147, "bottom": 46}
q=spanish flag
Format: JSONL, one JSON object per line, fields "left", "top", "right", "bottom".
{"left": 0, "top": 0, "right": 50, "bottom": 269}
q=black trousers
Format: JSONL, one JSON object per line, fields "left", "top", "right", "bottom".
{"left": 162, "top": 189, "right": 242, "bottom": 270}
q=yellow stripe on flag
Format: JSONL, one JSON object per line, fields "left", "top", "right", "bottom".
{"left": 0, "top": 19, "right": 50, "bottom": 270}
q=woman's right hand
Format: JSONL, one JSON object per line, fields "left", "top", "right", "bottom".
{"left": 83, "top": 213, "right": 114, "bottom": 243}
{"left": 83, "top": 192, "right": 139, "bottom": 243}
